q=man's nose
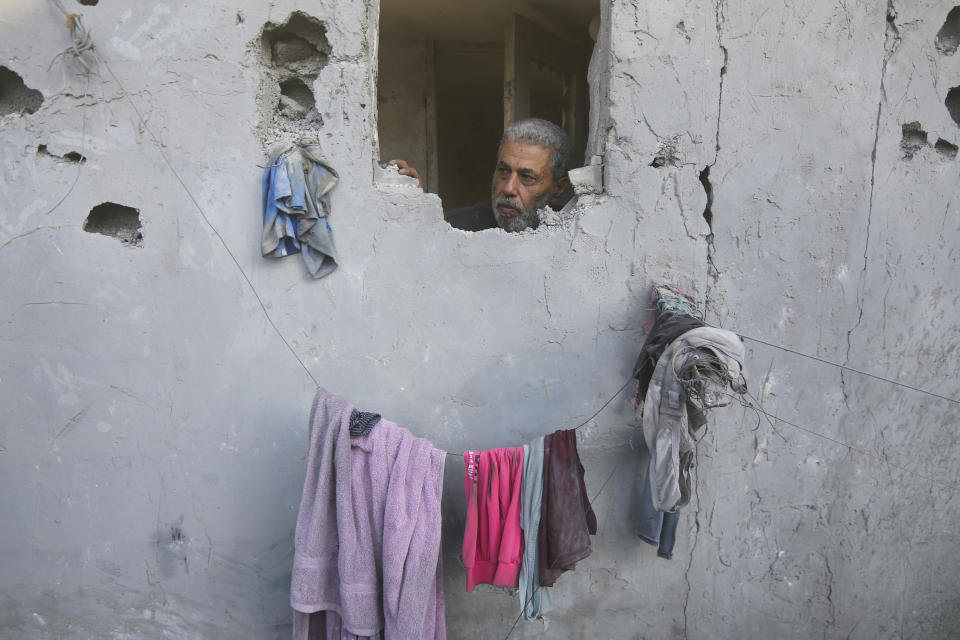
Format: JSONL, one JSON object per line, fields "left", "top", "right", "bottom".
{"left": 502, "top": 173, "right": 520, "bottom": 196}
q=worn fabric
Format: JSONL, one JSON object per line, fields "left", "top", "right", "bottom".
{"left": 538, "top": 429, "right": 597, "bottom": 587}
{"left": 642, "top": 327, "right": 745, "bottom": 512}
{"left": 291, "top": 388, "right": 446, "bottom": 640}
{"left": 262, "top": 142, "right": 338, "bottom": 278}
{"left": 518, "top": 438, "right": 552, "bottom": 620}
{"left": 462, "top": 447, "right": 525, "bottom": 592}
{"left": 444, "top": 201, "right": 497, "bottom": 231}
{"left": 636, "top": 444, "right": 681, "bottom": 560}
{"left": 349, "top": 409, "right": 381, "bottom": 437}
{"left": 632, "top": 311, "right": 706, "bottom": 404}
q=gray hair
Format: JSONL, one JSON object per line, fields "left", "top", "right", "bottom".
{"left": 499, "top": 118, "right": 572, "bottom": 184}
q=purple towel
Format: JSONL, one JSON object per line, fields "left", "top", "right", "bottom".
{"left": 291, "top": 388, "right": 446, "bottom": 640}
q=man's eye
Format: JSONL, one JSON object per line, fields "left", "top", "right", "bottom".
{"left": 520, "top": 175, "right": 537, "bottom": 185}
{"left": 497, "top": 167, "right": 510, "bottom": 175}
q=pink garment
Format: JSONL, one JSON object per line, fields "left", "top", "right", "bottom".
{"left": 291, "top": 388, "right": 446, "bottom": 640}
{"left": 461, "top": 447, "right": 525, "bottom": 592}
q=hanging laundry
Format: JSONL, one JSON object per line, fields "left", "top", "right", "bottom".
{"left": 631, "top": 311, "right": 707, "bottom": 408}
{"left": 461, "top": 447, "right": 525, "bottom": 592}
{"left": 636, "top": 448, "right": 681, "bottom": 559}
{"left": 538, "top": 429, "right": 597, "bottom": 587}
{"left": 291, "top": 388, "right": 446, "bottom": 640}
{"left": 632, "top": 285, "right": 746, "bottom": 558}
{"left": 262, "top": 142, "right": 338, "bottom": 278}
{"left": 641, "top": 327, "right": 746, "bottom": 513}
{"left": 517, "top": 436, "right": 553, "bottom": 620}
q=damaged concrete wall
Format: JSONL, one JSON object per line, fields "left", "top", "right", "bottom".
{"left": 0, "top": 1, "right": 957, "bottom": 638}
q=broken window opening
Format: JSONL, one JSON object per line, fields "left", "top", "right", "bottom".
{"left": 376, "top": 0, "right": 601, "bottom": 231}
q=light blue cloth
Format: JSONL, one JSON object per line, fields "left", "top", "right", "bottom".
{"left": 261, "top": 142, "right": 338, "bottom": 278}
{"left": 519, "top": 437, "right": 552, "bottom": 621}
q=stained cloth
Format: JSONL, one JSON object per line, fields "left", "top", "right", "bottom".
{"left": 262, "top": 142, "right": 338, "bottom": 278}
{"left": 642, "top": 327, "right": 745, "bottom": 512}
{"left": 291, "top": 388, "right": 446, "bottom": 640}
{"left": 518, "top": 438, "right": 552, "bottom": 620}
{"left": 538, "top": 429, "right": 597, "bottom": 587}
{"left": 462, "top": 447, "right": 525, "bottom": 592}
{"left": 632, "top": 311, "right": 706, "bottom": 404}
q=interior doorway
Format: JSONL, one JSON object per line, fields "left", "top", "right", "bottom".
{"left": 377, "top": 0, "right": 599, "bottom": 210}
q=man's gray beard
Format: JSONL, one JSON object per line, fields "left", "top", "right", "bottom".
{"left": 491, "top": 189, "right": 553, "bottom": 232}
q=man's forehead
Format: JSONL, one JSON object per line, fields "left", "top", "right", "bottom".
{"left": 498, "top": 140, "right": 552, "bottom": 172}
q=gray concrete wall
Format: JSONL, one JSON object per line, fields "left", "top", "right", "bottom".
{"left": 1, "top": 1, "right": 958, "bottom": 639}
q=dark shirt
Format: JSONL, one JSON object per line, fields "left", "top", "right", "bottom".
{"left": 444, "top": 201, "right": 497, "bottom": 231}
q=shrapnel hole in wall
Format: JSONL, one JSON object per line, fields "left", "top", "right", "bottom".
{"left": 935, "top": 138, "right": 958, "bottom": 160}
{"left": 936, "top": 7, "right": 960, "bottom": 55}
{"left": 76, "top": 0, "right": 98, "bottom": 6}
{"left": 0, "top": 66, "right": 44, "bottom": 117}
{"left": 37, "top": 144, "right": 86, "bottom": 164}
{"left": 254, "top": 12, "right": 330, "bottom": 147}
{"left": 83, "top": 202, "right": 143, "bottom": 246}
{"left": 946, "top": 87, "right": 960, "bottom": 127}
{"left": 900, "top": 121, "right": 928, "bottom": 159}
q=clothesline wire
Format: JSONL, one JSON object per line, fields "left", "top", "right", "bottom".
{"left": 737, "top": 389, "right": 958, "bottom": 491}
{"left": 443, "top": 378, "right": 634, "bottom": 459}
{"left": 732, "top": 331, "right": 959, "bottom": 405}
{"left": 52, "top": 14, "right": 322, "bottom": 388}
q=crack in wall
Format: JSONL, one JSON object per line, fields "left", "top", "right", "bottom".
{"left": 845, "top": 1, "right": 901, "bottom": 408}
{"left": 703, "top": 0, "right": 728, "bottom": 316}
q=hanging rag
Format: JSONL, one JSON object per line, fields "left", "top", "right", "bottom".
{"left": 461, "top": 447, "right": 525, "bottom": 592}
{"left": 518, "top": 437, "right": 553, "bottom": 620}
{"left": 262, "top": 142, "right": 339, "bottom": 278}
{"left": 538, "top": 429, "right": 597, "bottom": 587}
{"left": 641, "top": 327, "right": 746, "bottom": 512}
{"left": 291, "top": 388, "right": 446, "bottom": 640}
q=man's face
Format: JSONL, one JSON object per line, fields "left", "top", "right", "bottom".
{"left": 490, "top": 140, "right": 556, "bottom": 232}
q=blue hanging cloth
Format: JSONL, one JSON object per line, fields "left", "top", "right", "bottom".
{"left": 261, "top": 142, "right": 338, "bottom": 278}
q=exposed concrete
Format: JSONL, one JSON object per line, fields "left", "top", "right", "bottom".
{"left": 0, "top": 1, "right": 958, "bottom": 639}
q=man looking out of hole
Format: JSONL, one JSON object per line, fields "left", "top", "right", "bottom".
{"left": 384, "top": 118, "right": 572, "bottom": 232}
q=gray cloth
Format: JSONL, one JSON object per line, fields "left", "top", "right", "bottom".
{"left": 642, "top": 327, "right": 745, "bottom": 512}
{"left": 518, "top": 438, "right": 552, "bottom": 621}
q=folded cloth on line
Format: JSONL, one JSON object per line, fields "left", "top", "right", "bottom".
{"left": 291, "top": 388, "right": 446, "bottom": 640}
{"left": 262, "top": 142, "right": 338, "bottom": 278}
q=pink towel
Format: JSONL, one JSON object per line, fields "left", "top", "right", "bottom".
{"left": 291, "top": 388, "right": 446, "bottom": 640}
{"left": 462, "top": 447, "right": 525, "bottom": 592}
